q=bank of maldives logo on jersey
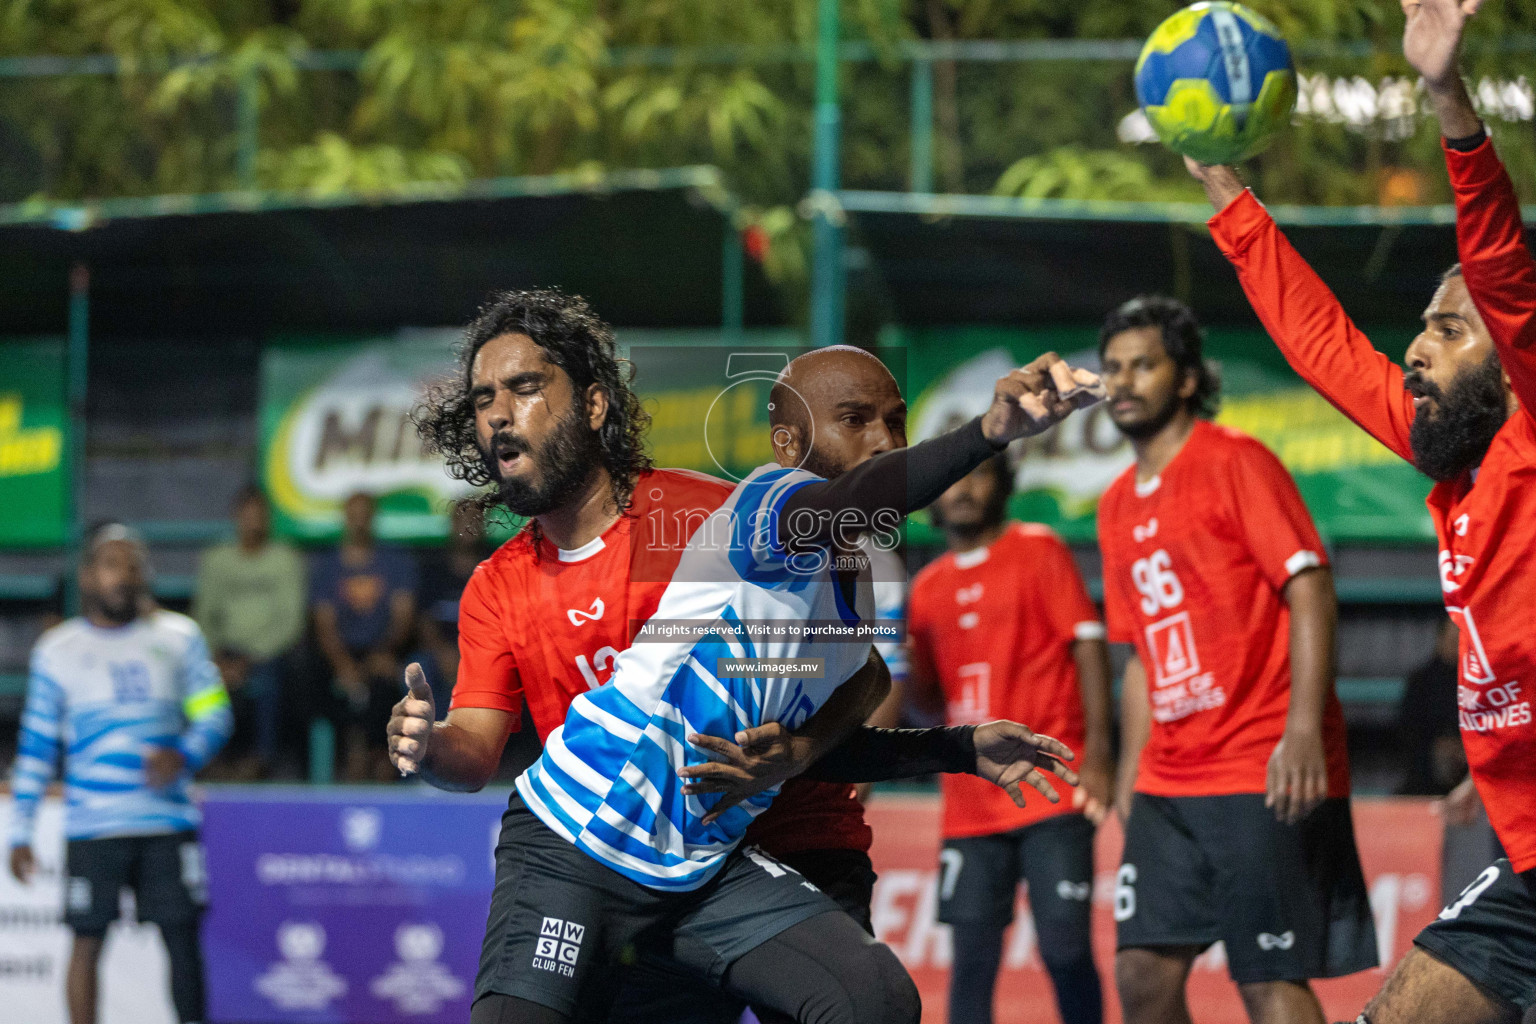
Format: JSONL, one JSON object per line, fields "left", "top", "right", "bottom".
{"left": 533, "top": 917, "right": 584, "bottom": 977}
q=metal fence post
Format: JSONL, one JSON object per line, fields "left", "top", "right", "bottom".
{"left": 64, "top": 263, "right": 89, "bottom": 615}
{"left": 236, "top": 69, "right": 259, "bottom": 190}
{"left": 909, "top": 55, "right": 934, "bottom": 194}
{"left": 809, "top": 0, "right": 844, "bottom": 349}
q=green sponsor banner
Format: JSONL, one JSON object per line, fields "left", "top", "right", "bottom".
{"left": 893, "top": 325, "right": 1435, "bottom": 546}
{"left": 258, "top": 329, "right": 802, "bottom": 542}
{"left": 261, "top": 324, "right": 1429, "bottom": 545}
{"left": 0, "top": 339, "right": 70, "bottom": 547}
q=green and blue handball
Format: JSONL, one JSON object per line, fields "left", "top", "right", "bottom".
{"left": 1135, "top": 1, "right": 1298, "bottom": 165}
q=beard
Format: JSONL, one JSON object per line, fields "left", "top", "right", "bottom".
{"left": 799, "top": 444, "right": 848, "bottom": 483}
{"left": 1110, "top": 389, "right": 1182, "bottom": 441}
{"left": 93, "top": 587, "right": 140, "bottom": 624}
{"left": 480, "top": 406, "right": 603, "bottom": 517}
{"left": 1407, "top": 354, "right": 1508, "bottom": 482}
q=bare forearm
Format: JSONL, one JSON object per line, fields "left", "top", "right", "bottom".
{"left": 1192, "top": 162, "right": 1247, "bottom": 212}
{"left": 1073, "top": 638, "right": 1114, "bottom": 762}
{"left": 1425, "top": 71, "right": 1483, "bottom": 141}
{"left": 418, "top": 721, "right": 504, "bottom": 792}
{"left": 384, "top": 595, "right": 417, "bottom": 655}
{"left": 1283, "top": 567, "right": 1337, "bottom": 734}
{"left": 1115, "top": 657, "right": 1150, "bottom": 804}
{"left": 313, "top": 613, "right": 354, "bottom": 674}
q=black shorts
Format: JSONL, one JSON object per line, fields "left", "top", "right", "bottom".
{"left": 64, "top": 830, "right": 206, "bottom": 937}
{"left": 1115, "top": 794, "right": 1378, "bottom": 984}
{"left": 604, "top": 846, "right": 880, "bottom": 1024}
{"left": 476, "top": 796, "right": 840, "bottom": 1020}
{"left": 937, "top": 814, "right": 1095, "bottom": 935}
{"left": 1414, "top": 859, "right": 1536, "bottom": 1011}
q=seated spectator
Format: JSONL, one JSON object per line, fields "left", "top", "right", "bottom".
{"left": 193, "top": 486, "right": 306, "bottom": 778}
{"left": 310, "top": 492, "right": 417, "bottom": 782}
{"left": 414, "top": 501, "right": 493, "bottom": 715}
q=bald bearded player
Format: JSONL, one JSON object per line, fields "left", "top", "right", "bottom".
{"left": 399, "top": 291, "right": 1099, "bottom": 1023}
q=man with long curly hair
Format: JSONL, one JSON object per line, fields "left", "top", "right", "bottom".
{"left": 396, "top": 288, "right": 1098, "bottom": 1023}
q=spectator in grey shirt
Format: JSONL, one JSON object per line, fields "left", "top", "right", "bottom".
{"left": 193, "top": 486, "right": 306, "bottom": 776}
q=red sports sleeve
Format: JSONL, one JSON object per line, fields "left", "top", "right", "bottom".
{"left": 1225, "top": 439, "right": 1329, "bottom": 591}
{"left": 1035, "top": 533, "right": 1105, "bottom": 643}
{"left": 1208, "top": 191, "right": 1417, "bottom": 463}
{"left": 1445, "top": 137, "right": 1536, "bottom": 419}
{"left": 448, "top": 564, "right": 523, "bottom": 722}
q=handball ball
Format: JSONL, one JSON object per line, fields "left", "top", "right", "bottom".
{"left": 1134, "top": 2, "right": 1297, "bottom": 165}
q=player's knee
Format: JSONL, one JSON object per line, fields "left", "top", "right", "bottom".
{"left": 1034, "top": 912, "right": 1094, "bottom": 970}
{"left": 828, "top": 939, "right": 918, "bottom": 1024}
{"left": 1114, "top": 949, "right": 1182, "bottom": 1016}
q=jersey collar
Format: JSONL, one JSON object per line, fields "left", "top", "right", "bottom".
{"left": 556, "top": 535, "right": 607, "bottom": 563}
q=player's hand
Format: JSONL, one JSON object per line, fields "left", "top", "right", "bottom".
{"left": 973, "top": 720, "right": 1078, "bottom": 809}
{"left": 8, "top": 845, "right": 35, "bottom": 884}
{"left": 388, "top": 663, "right": 436, "bottom": 776}
{"left": 679, "top": 723, "right": 812, "bottom": 827}
{"left": 143, "top": 746, "right": 186, "bottom": 788}
{"left": 1184, "top": 158, "right": 1246, "bottom": 211}
{"left": 1265, "top": 727, "right": 1328, "bottom": 824}
{"left": 1072, "top": 753, "right": 1114, "bottom": 826}
{"left": 980, "top": 354, "right": 1104, "bottom": 445}
{"left": 1402, "top": 0, "right": 1483, "bottom": 91}
{"left": 1435, "top": 774, "right": 1482, "bottom": 826}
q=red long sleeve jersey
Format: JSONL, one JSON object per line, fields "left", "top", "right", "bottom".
{"left": 1209, "top": 148, "right": 1536, "bottom": 872}
{"left": 449, "top": 468, "right": 872, "bottom": 859}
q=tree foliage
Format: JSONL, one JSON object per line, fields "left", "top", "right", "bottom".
{"left": 2, "top": 0, "right": 1534, "bottom": 289}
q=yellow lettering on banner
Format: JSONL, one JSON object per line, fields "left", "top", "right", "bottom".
{"left": 1218, "top": 390, "right": 1399, "bottom": 474}
{"left": 0, "top": 394, "right": 63, "bottom": 479}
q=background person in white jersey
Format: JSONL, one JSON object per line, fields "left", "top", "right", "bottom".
{"left": 402, "top": 344, "right": 1098, "bottom": 1024}
{"left": 7, "top": 523, "right": 233, "bottom": 1024}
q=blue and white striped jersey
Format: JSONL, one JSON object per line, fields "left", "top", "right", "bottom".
{"left": 516, "top": 464, "right": 875, "bottom": 890}
{"left": 8, "top": 611, "right": 233, "bottom": 845}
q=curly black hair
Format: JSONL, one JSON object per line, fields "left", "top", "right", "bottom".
{"left": 414, "top": 288, "right": 653, "bottom": 521}
{"left": 1097, "top": 294, "right": 1221, "bottom": 419}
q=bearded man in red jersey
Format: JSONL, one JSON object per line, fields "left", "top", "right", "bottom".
{"left": 1183, "top": 2, "right": 1536, "bottom": 1018}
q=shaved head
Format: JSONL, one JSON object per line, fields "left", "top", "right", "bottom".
{"left": 769, "top": 346, "right": 906, "bottom": 480}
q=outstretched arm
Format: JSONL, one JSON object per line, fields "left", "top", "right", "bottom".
{"left": 681, "top": 718, "right": 1077, "bottom": 814}
{"left": 1407, "top": 0, "right": 1536, "bottom": 414}
{"left": 775, "top": 355, "right": 1102, "bottom": 551}
{"left": 1188, "top": 161, "right": 1418, "bottom": 462}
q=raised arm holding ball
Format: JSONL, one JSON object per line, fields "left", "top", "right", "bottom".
{"left": 1179, "top": 2, "right": 1536, "bottom": 1021}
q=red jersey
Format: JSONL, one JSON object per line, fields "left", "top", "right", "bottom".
{"left": 1098, "top": 421, "right": 1351, "bottom": 799}
{"left": 1209, "top": 141, "right": 1536, "bottom": 872}
{"left": 908, "top": 522, "right": 1103, "bottom": 839}
{"left": 450, "top": 468, "right": 872, "bottom": 856}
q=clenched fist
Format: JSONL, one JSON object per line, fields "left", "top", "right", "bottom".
{"left": 387, "top": 663, "right": 436, "bottom": 776}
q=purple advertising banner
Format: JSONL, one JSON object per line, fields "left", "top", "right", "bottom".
{"left": 202, "top": 786, "right": 509, "bottom": 1023}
